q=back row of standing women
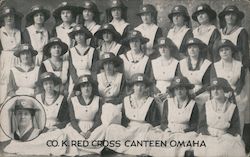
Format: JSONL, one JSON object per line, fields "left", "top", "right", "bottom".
{"left": 0, "top": 0, "right": 249, "bottom": 156}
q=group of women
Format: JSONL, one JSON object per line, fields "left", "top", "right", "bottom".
{"left": 0, "top": 0, "right": 249, "bottom": 156}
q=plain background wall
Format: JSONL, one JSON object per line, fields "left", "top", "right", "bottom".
{"left": 3, "top": 0, "right": 250, "bottom": 39}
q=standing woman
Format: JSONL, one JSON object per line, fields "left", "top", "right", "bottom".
{"left": 211, "top": 39, "right": 247, "bottom": 136}
{"left": 106, "top": 0, "right": 132, "bottom": 42}
{"left": 192, "top": 4, "right": 220, "bottom": 62}
{"left": 40, "top": 37, "right": 69, "bottom": 96}
{"left": 194, "top": 78, "right": 246, "bottom": 157}
{"left": 79, "top": 0, "right": 101, "bottom": 47}
{"left": 105, "top": 73, "right": 161, "bottom": 156}
{"left": 67, "top": 25, "right": 98, "bottom": 96}
{"left": 22, "top": 5, "right": 50, "bottom": 66}
{"left": 94, "top": 23, "right": 127, "bottom": 58}
{"left": 36, "top": 72, "right": 69, "bottom": 130}
{"left": 52, "top": 2, "right": 79, "bottom": 49}
{"left": 167, "top": 5, "right": 193, "bottom": 59}
{"left": 7, "top": 44, "right": 39, "bottom": 98}
{"left": 97, "top": 52, "right": 125, "bottom": 104}
{"left": 177, "top": 38, "right": 212, "bottom": 106}
{"left": 120, "top": 30, "right": 152, "bottom": 82}
{"left": 0, "top": 7, "right": 23, "bottom": 104}
{"left": 135, "top": 4, "right": 163, "bottom": 58}
{"left": 151, "top": 37, "right": 179, "bottom": 115}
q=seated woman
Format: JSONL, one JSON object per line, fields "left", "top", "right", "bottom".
{"left": 194, "top": 77, "right": 246, "bottom": 157}
{"left": 36, "top": 72, "right": 69, "bottom": 130}
{"left": 7, "top": 44, "right": 40, "bottom": 99}
{"left": 94, "top": 23, "right": 127, "bottom": 58}
{"left": 147, "top": 76, "right": 199, "bottom": 157}
{"left": 63, "top": 75, "right": 106, "bottom": 156}
{"left": 211, "top": 39, "right": 247, "bottom": 136}
{"left": 97, "top": 52, "right": 125, "bottom": 104}
{"left": 11, "top": 99, "right": 41, "bottom": 141}
{"left": 177, "top": 38, "right": 212, "bottom": 106}
{"left": 105, "top": 73, "right": 160, "bottom": 156}
{"left": 151, "top": 37, "right": 179, "bottom": 115}
{"left": 40, "top": 37, "right": 69, "bottom": 96}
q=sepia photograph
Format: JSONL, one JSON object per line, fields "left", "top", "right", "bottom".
{"left": 0, "top": 0, "right": 249, "bottom": 156}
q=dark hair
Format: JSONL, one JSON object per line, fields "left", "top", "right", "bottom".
{"left": 106, "top": 7, "right": 127, "bottom": 23}
{"left": 219, "top": 13, "right": 242, "bottom": 29}
{"left": 14, "top": 109, "right": 35, "bottom": 117}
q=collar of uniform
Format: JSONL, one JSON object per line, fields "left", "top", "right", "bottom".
{"left": 60, "top": 22, "right": 76, "bottom": 29}
{"left": 173, "top": 96, "right": 189, "bottom": 108}
{"left": 1, "top": 26, "right": 18, "bottom": 36}
{"left": 30, "top": 25, "right": 47, "bottom": 34}
{"left": 15, "top": 123, "right": 33, "bottom": 138}
{"left": 15, "top": 65, "right": 36, "bottom": 72}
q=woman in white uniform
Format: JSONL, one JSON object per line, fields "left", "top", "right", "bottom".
{"left": 7, "top": 44, "right": 39, "bottom": 98}
{"left": 147, "top": 76, "right": 199, "bottom": 157}
{"left": 135, "top": 4, "right": 163, "bottom": 59}
{"left": 51, "top": 2, "right": 79, "bottom": 49}
{"left": 40, "top": 37, "right": 69, "bottom": 96}
{"left": 94, "top": 23, "right": 127, "bottom": 58}
{"left": 79, "top": 0, "right": 101, "bottom": 47}
{"left": 0, "top": 7, "right": 23, "bottom": 104}
{"left": 167, "top": 5, "right": 193, "bottom": 59}
{"left": 64, "top": 75, "right": 108, "bottom": 156}
{"left": 151, "top": 37, "right": 179, "bottom": 115}
{"left": 211, "top": 39, "right": 247, "bottom": 136}
{"left": 192, "top": 4, "right": 221, "bottom": 62}
{"left": 120, "top": 30, "right": 152, "bottom": 83}
{"left": 97, "top": 52, "right": 125, "bottom": 104}
{"left": 106, "top": 0, "right": 132, "bottom": 42}
{"left": 105, "top": 73, "right": 161, "bottom": 156}
{"left": 67, "top": 24, "right": 99, "bottom": 96}
{"left": 177, "top": 38, "right": 212, "bottom": 106}
{"left": 194, "top": 77, "right": 246, "bottom": 157}
{"left": 22, "top": 5, "right": 50, "bottom": 66}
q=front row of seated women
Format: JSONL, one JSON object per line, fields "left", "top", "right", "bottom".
{"left": 4, "top": 72, "right": 246, "bottom": 156}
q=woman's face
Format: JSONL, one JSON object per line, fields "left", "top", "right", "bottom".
{"left": 159, "top": 46, "right": 171, "bottom": 58}
{"left": 103, "top": 61, "right": 115, "bottom": 73}
{"left": 172, "top": 13, "right": 185, "bottom": 26}
{"left": 50, "top": 44, "right": 62, "bottom": 57}
{"left": 219, "top": 46, "right": 233, "bottom": 61}
{"left": 187, "top": 45, "right": 200, "bottom": 58}
{"left": 75, "top": 33, "right": 86, "bottom": 43}
{"left": 141, "top": 12, "right": 152, "bottom": 24}
{"left": 20, "top": 51, "right": 33, "bottom": 64}
{"left": 4, "top": 14, "right": 15, "bottom": 26}
{"left": 61, "top": 10, "right": 73, "bottom": 22}
{"left": 129, "top": 38, "right": 141, "bottom": 50}
{"left": 225, "top": 13, "right": 237, "bottom": 26}
{"left": 16, "top": 109, "right": 32, "bottom": 128}
{"left": 197, "top": 11, "right": 210, "bottom": 24}
{"left": 211, "top": 87, "right": 225, "bottom": 100}
{"left": 80, "top": 83, "right": 92, "bottom": 97}
{"left": 133, "top": 82, "right": 146, "bottom": 95}
{"left": 111, "top": 7, "right": 122, "bottom": 20}
{"left": 82, "top": 9, "right": 94, "bottom": 21}
{"left": 33, "top": 12, "right": 45, "bottom": 25}
{"left": 43, "top": 80, "right": 55, "bottom": 93}
{"left": 174, "top": 86, "right": 188, "bottom": 100}
{"left": 102, "top": 31, "right": 113, "bottom": 42}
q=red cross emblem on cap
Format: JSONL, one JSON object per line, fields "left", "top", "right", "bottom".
{"left": 197, "top": 6, "right": 203, "bottom": 11}
{"left": 104, "top": 54, "right": 110, "bottom": 58}
{"left": 54, "top": 39, "right": 59, "bottom": 42}
{"left": 175, "top": 6, "right": 179, "bottom": 10}
{"left": 23, "top": 45, "right": 29, "bottom": 50}
{"left": 20, "top": 100, "right": 27, "bottom": 106}
{"left": 44, "top": 75, "right": 50, "bottom": 79}
{"left": 189, "top": 39, "right": 194, "bottom": 43}
{"left": 86, "top": 2, "right": 90, "bottom": 6}
{"left": 76, "top": 26, "right": 81, "bottom": 30}
{"left": 228, "top": 8, "right": 234, "bottom": 11}
{"left": 160, "top": 39, "right": 165, "bottom": 44}
{"left": 221, "top": 39, "right": 226, "bottom": 43}
{"left": 5, "top": 9, "right": 10, "bottom": 13}
{"left": 82, "top": 77, "right": 88, "bottom": 82}
{"left": 104, "top": 24, "right": 109, "bottom": 29}
{"left": 33, "top": 7, "right": 40, "bottom": 11}
{"left": 132, "top": 31, "right": 137, "bottom": 35}
{"left": 213, "top": 80, "right": 218, "bottom": 85}
{"left": 143, "top": 7, "right": 147, "bottom": 11}
{"left": 176, "top": 78, "right": 181, "bottom": 83}
{"left": 113, "top": 0, "right": 117, "bottom": 4}
{"left": 138, "top": 76, "right": 143, "bottom": 81}
{"left": 62, "top": 2, "right": 68, "bottom": 5}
